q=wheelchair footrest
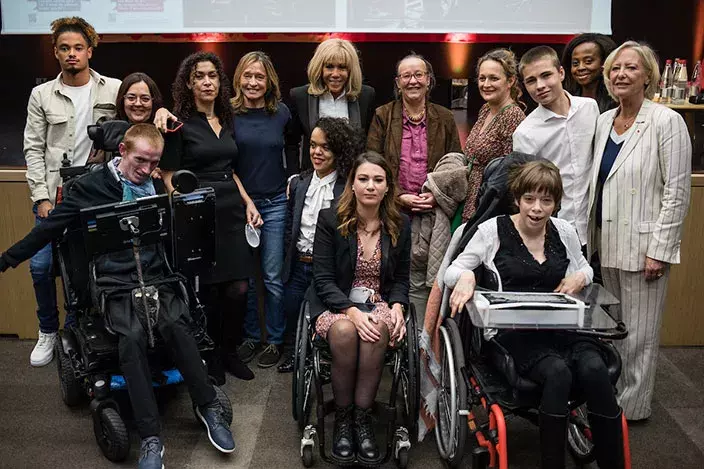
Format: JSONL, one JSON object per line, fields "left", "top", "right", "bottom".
{"left": 110, "top": 369, "right": 184, "bottom": 391}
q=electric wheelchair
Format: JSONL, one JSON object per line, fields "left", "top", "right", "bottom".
{"left": 291, "top": 298, "right": 420, "bottom": 468}
{"left": 51, "top": 120, "right": 232, "bottom": 463}
{"left": 431, "top": 153, "right": 632, "bottom": 469}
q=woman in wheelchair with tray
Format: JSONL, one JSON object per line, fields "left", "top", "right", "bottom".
{"left": 444, "top": 160, "right": 628, "bottom": 469}
{"left": 300, "top": 151, "right": 413, "bottom": 467}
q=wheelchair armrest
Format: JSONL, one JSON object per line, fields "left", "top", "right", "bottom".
{"left": 488, "top": 338, "right": 540, "bottom": 393}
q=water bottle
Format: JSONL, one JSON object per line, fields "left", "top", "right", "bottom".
{"left": 673, "top": 60, "right": 688, "bottom": 104}
{"left": 660, "top": 60, "right": 673, "bottom": 103}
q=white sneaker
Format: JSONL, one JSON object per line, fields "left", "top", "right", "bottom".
{"left": 30, "top": 331, "right": 57, "bottom": 367}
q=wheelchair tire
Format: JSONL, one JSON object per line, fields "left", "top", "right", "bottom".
{"left": 93, "top": 407, "right": 130, "bottom": 462}
{"left": 434, "top": 318, "right": 467, "bottom": 468}
{"left": 294, "top": 308, "right": 314, "bottom": 431}
{"left": 567, "top": 405, "right": 596, "bottom": 463}
{"left": 396, "top": 446, "right": 409, "bottom": 468}
{"left": 301, "top": 444, "right": 315, "bottom": 467}
{"left": 292, "top": 302, "right": 307, "bottom": 421}
{"left": 55, "top": 340, "right": 83, "bottom": 407}
{"left": 402, "top": 305, "right": 420, "bottom": 442}
{"left": 214, "top": 386, "right": 233, "bottom": 426}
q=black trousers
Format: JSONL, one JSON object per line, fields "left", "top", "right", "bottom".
{"left": 109, "top": 286, "right": 216, "bottom": 438}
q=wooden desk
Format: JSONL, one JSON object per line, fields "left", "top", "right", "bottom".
{"left": 661, "top": 173, "right": 704, "bottom": 345}
{"left": 0, "top": 169, "right": 65, "bottom": 339}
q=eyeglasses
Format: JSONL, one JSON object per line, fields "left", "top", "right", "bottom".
{"left": 396, "top": 71, "right": 428, "bottom": 83}
{"left": 164, "top": 120, "right": 184, "bottom": 133}
{"left": 124, "top": 94, "right": 152, "bottom": 104}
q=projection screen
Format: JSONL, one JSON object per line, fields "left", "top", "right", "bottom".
{"left": 1, "top": 0, "right": 611, "bottom": 35}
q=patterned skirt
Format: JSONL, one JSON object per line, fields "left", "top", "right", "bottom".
{"left": 315, "top": 302, "right": 395, "bottom": 341}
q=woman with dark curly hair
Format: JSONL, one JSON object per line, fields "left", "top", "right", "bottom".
{"left": 159, "top": 51, "right": 262, "bottom": 384}
{"left": 561, "top": 33, "right": 618, "bottom": 113}
{"left": 277, "top": 117, "right": 365, "bottom": 373}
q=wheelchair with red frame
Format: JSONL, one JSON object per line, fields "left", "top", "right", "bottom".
{"left": 431, "top": 153, "right": 632, "bottom": 469}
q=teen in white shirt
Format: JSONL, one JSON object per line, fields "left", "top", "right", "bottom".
{"left": 513, "top": 46, "right": 599, "bottom": 246}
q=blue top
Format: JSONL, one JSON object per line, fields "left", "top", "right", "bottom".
{"left": 233, "top": 102, "right": 291, "bottom": 199}
{"left": 596, "top": 135, "right": 623, "bottom": 228}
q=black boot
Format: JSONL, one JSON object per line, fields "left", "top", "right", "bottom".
{"left": 354, "top": 406, "right": 379, "bottom": 463}
{"left": 589, "top": 409, "right": 625, "bottom": 469}
{"left": 539, "top": 410, "right": 568, "bottom": 469}
{"left": 332, "top": 405, "right": 355, "bottom": 462}
{"left": 223, "top": 350, "right": 254, "bottom": 381}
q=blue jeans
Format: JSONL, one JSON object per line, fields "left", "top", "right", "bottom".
{"left": 282, "top": 259, "right": 314, "bottom": 346}
{"left": 245, "top": 192, "right": 287, "bottom": 345}
{"left": 30, "top": 205, "right": 59, "bottom": 333}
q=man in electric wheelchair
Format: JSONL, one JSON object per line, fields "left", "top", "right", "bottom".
{"left": 443, "top": 160, "right": 626, "bottom": 469}
{"left": 0, "top": 124, "right": 235, "bottom": 469}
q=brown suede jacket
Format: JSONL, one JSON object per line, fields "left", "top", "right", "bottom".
{"left": 366, "top": 100, "right": 462, "bottom": 176}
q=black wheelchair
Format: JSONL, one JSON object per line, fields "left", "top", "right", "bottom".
{"left": 292, "top": 300, "right": 420, "bottom": 468}
{"left": 431, "top": 153, "right": 632, "bottom": 469}
{"left": 51, "top": 121, "right": 231, "bottom": 463}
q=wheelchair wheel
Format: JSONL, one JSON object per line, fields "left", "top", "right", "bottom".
{"left": 215, "top": 386, "right": 233, "bottom": 426}
{"left": 568, "top": 405, "right": 595, "bottom": 463}
{"left": 401, "top": 305, "right": 420, "bottom": 441}
{"left": 55, "top": 340, "right": 83, "bottom": 407}
{"left": 93, "top": 407, "right": 130, "bottom": 462}
{"left": 292, "top": 302, "right": 307, "bottom": 421}
{"left": 434, "top": 317, "right": 467, "bottom": 468}
{"left": 294, "top": 309, "right": 314, "bottom": 431}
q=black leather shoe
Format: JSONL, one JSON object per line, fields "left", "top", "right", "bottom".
{"left": 277, "top": 351, "right": 295, "bottom": 373}
{"left": 354, "top": 406, "right": 379, "bottom": 463}
{"left": 332, "top": 405, "right": 355, "bottom": 462}
{"left": 223, "top": 352, "right": 254, "bottom": 381}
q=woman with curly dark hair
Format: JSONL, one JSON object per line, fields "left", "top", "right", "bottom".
{"left": 159, "top": 51, "right": 262, "bottom": 384}
{"left": 561, "top": 33, "right": 618, "bottom": 112}
{"left": 306, "top": 151, "right": 410, "bottom": 463}
{"left": 277, "top": 117, "right": 366, "bottom": 372}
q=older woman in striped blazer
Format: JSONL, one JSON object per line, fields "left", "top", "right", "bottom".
{"left": 587, "top": 41, "right": 692, "bottom": 421}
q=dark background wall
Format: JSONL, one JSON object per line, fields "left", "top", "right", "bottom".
{"left": 0, "top": 0, "right": 700, "bottom": 165}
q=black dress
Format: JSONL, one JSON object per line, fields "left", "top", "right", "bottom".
{"left": 160, "top": 113, "right": 252, "bottom": 284}
{"left": 491, "top": 215, "right": 604, "bottom": 375}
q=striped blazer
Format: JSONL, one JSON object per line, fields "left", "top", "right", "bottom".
{"left": 587, "top": 99, "right": 692, "bottom": 271}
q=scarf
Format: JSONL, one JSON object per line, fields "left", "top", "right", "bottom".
{"left": 110, "top": 158, "right": 156, "bottom": 201}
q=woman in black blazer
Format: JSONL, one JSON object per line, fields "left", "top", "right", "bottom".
{"left": 288, "top": 38, "right": 376, "bottom": 173}
{"left": 306, "top": 151, "right": 411, "bottom": 464}
{"left": 277, "top": 117, "right": 366, "bottom": 373}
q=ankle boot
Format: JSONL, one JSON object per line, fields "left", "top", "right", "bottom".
{"left": 332, "top": 404, "right": 355, "bottom": 461}
{"left": 539, "top": 410, "right": 568, "bottom": 469}
{"left": 207, "top": 350, "right": 226, "bottom": 386}
{"left": 589, "top": 409, "right": 625, "bottom": 469}
{"left": 222, "top": 350, "right": 254, "bottom": 381}
{"left": 354, "top": 406, "right": 379, "bottom": 463}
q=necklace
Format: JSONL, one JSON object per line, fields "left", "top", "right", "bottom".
{"left": 404, "top": 105, "right": 426, "bottom": 123}
{"left": 615, "top": 111, "right": 637, "bottom": 130}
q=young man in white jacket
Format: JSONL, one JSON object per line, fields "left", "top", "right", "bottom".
{"left": 23, "top": 16, "right": 121, "bottom": 366}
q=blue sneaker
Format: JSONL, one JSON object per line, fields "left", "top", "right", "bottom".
{"left": 139, "top": 436, "right": 164, "bottom": 469}
{"left": 196, "top": 401, "right": 236, "bottom": 453}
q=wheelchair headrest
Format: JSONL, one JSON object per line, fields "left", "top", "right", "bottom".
{"left": 87, "top": 120, "right": 131, "bottom": 152}
{"left": 171, "top": 170, "right": 199, "bottom": 194}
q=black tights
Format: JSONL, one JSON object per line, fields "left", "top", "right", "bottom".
{"left": 529, "top": 349, "right": 619, "bottom": 417}
{"left": 202, "top": 279, "right": 249, "bottom": 353}
{"left": 327, "top": 319, "right": 389, "bottom": 409}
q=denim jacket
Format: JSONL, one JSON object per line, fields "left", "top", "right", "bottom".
{"left": 23, "top": 69, "right": 121, "bottom": 204}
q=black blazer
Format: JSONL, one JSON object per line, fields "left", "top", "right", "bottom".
{"left": 305, "top": 208, "right": 411, "bottom": 321}
{"left": 287, "top": 84, "right": 376, "bottom": 173}
{"left": 282, "top": 172, "right": 346, "bottom": 283}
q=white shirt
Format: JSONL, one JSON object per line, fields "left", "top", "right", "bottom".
{"left": 444, "top": 216, "right": 593, "bottom": 339}
{"left": 512, "top": 92, "right": 599, "bottom": 245}
{"left": 61, "top": 79, "right": 94, "bottom": 167}
{"left": 318, "top": 90, "right": 349, "bottom": 120}
{"left": 296, "top": 170, "right": 338, "bottom": 254}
